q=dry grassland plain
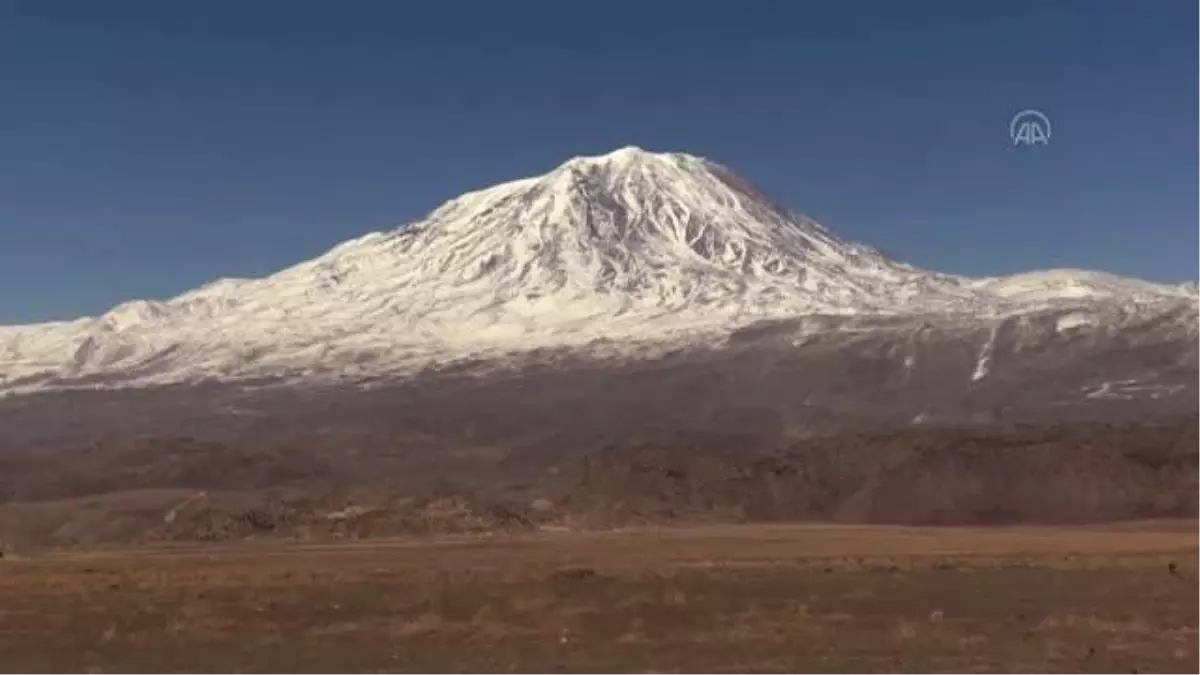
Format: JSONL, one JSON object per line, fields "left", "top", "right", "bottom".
{"left": 0, "top": 522, "right": 1195, "bottom": 673}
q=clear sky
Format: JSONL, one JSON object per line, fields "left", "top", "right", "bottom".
{"left": 1, "top": 0, "right": 1196, "bottom": 322}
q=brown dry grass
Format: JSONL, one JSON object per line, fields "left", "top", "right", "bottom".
{"left": 0, "top": 523, "right": 1195, "bottom": 673}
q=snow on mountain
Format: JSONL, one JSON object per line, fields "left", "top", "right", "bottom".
{"left": 973, "top": 269, "right": 1197, "bottom": 305}
{"left": 0, "top": 146, "right": 1193, "bottom": 394}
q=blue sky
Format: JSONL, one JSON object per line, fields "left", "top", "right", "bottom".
{"left": 1, "top": 0, "right": 1195, "bottom": 322}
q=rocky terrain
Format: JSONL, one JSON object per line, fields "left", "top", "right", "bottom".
{"left": 0, "top": 415, "right": 1193, "bottom": 549}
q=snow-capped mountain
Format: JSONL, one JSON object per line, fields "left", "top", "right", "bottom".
{"left": 0, "top": 146, "right": 1194, "bottom": 394}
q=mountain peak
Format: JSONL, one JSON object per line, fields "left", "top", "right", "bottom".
{"left": 559, "top": 145, "right": 687, "bottom": 170}
{"left": 587, "top": 144, "right": 656, "bottom": 159}
{"left": 606, "top": 144, "right": 651, "bottom": 157}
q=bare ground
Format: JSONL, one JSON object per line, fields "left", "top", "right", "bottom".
{"left": 0, "top": 523, "right": 1195, "bottom": 673}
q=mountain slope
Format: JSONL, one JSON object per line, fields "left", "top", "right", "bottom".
{"left": 0, "top": 146, "right": 1194, "bottom": 394}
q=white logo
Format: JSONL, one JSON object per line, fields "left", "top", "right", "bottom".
{"left": 1010, "top": 109, "right": 1051, "bottom": 146}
